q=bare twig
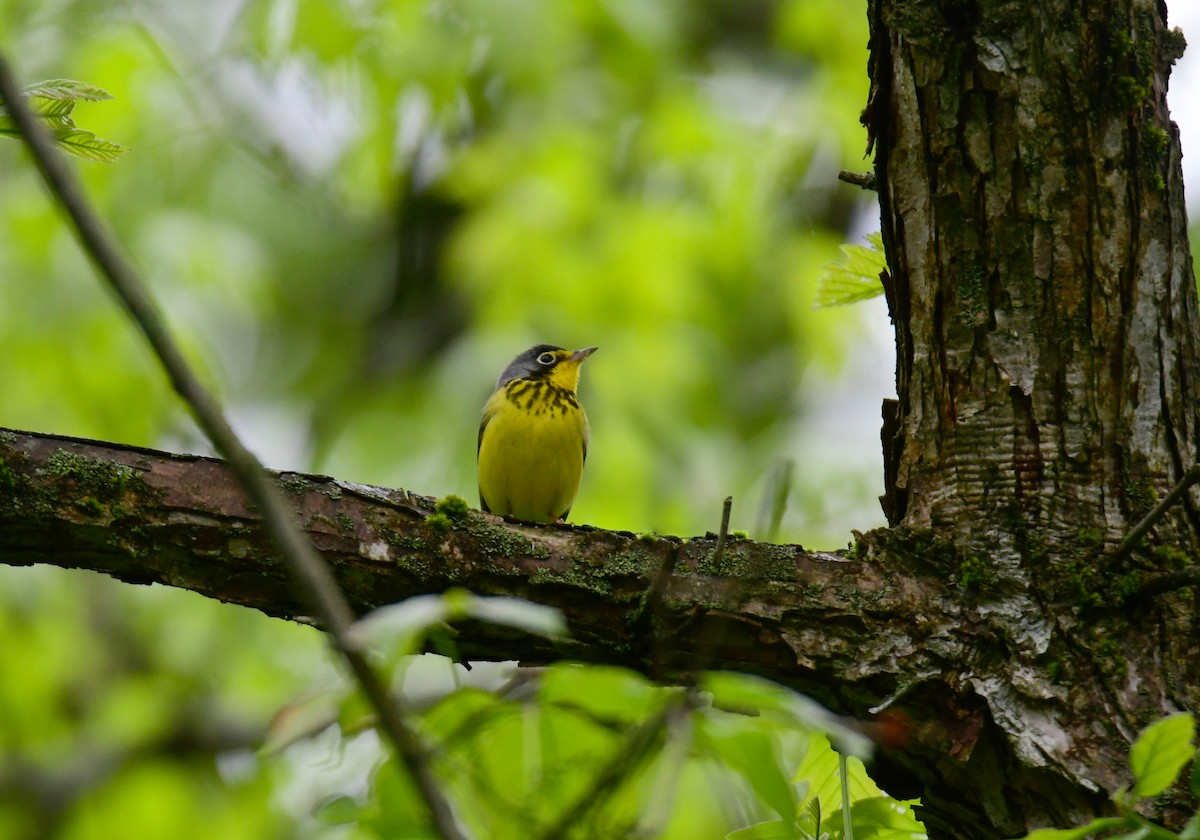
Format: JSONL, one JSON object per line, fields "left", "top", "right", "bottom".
{"left": 712, "top": 496, "right": 734, "bottom": 568}
{"left": 1110, "top": 464, "right": 1200, "bottom": 562}
{"left": 0, "top": 55, "right": 465, "bottom": 840}
{"left": 838, "top": 169, "right": 877, "bottom": 191}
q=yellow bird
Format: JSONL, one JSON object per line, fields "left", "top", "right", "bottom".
{"left": 477, "top": 344, "right": 597, "bottom": 523}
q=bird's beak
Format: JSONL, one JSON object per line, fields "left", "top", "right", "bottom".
{"left": 570, "top": 346, "right": 599, "bottom": 363}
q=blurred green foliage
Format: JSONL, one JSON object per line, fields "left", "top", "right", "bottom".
{"left": 0, "top": 0, "right": 906, "bottom": 837}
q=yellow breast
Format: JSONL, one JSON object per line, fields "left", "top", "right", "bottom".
{"left": 477, "top": 380, "right": 589, "bottom": 523}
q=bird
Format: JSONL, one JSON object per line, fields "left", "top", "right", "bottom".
{"left": 477, "top": 344, "right": 597, "bottom": 523}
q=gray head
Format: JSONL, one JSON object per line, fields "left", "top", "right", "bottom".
{"left": 496, "top": 344, "right": 598, "bottom": 390}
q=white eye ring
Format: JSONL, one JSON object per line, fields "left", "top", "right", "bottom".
{"left": 537, "top": 352, "right": 556, "bottom": 365}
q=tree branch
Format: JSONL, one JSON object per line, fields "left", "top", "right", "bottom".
{"left": 0, "top": 426, "right": 1147, "bottom": 833}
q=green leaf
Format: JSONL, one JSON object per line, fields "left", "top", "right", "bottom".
{"left": 1129, "top": 713, "right": 1197, "bottom": 798}
{"left": 727, "top": 820, "right": 799, "bottom": 840}
{"left": 313, "top": 794, "right": 362, "bottom": 825}
{"left": 539, "top": 663, "right": 662, "bottom": 724}
{"left": 18, "top": 78, "right": 114, "bottom": 102}
{"left": 27, "top": 97, "right": 77, "bottom": 118}
{"left": 0, "top": 79, "right": 127, "bottom": 162}
{"left": 797, "top": 796, "right": 822, "bottom": 840}
{"left": 815, "top": 232, "right": 887, "bottom": 308}
{"left": 349, "top": 593, "right": 452, "bottom": 657}
{"left": 696, "top": 714, "right": 798, "bottom": 828}
{"left": 826, "top": 796, "right": 924, "bottom": 840}
{"left": 48, "top": 128, "right": 129, "bottom": 163}
{"left": 1021, "top": 817, "right": 1131, "bottom": 840}
{"left": 460, "top": 592, "right": 567, "bottom": 638}
{"left": 701, "top": 672, "right": 872, "bottom": 759}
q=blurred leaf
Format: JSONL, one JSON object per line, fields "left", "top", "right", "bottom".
{"left": 696, "top": 714, "right": 798, "bottom": 829}
{"left": 815, "top": 232, "right": 887, "bottom": 308}
{"left": 701, "top": 672, "right": 872, "bottom": 759}
{"left": 1129, "top": 712, "right": 1196, "bottom": 799}
{"left": 540, "top": 663, "right": 662, "bottom": 724}
{"left": 1022, "top": 819, "right": 1129, "bottom": 840}
{"left": 349, "top": 594, "right": 452, "bottom": 657}
{"left": 314, "top": 794, "right": 362, "bottom": 825}
{"left": 261, "top": 687, "right": 344, "bottom": 755}
{"left": 728, "top": 820, "right": 801, "bottom": 840}
{"left": 458, "top": 592, "right": 567, "bottom": 638}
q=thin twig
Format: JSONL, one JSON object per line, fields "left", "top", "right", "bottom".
{"left": 0, "top": 55, "right": 466, "bottom": 840}
{"left": 1110, "top": 464, "right": 1200, "bottom": 561}
{"left": 712, "top": 496, "right": 733, "bottom": 568}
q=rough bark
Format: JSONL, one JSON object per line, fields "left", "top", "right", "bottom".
{"left": 2, "top": 427, "right": 1197, "bottom": 837}
{"left": 866, "top": 0, "right": 1200, "bottom": 835}
{"left": 872, "top": 0, "right": 1198, "bottom": 549}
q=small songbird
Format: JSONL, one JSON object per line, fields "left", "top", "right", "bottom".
{"left": 477, "top": 344, "right": 597, "bottom": 523}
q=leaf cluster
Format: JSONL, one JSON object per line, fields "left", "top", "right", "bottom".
{"left": 0, "top": 79, "right": 127, "bottom": 162}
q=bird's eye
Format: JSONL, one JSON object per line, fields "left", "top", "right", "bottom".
{"left": 537, "top": 352, "right": 556, "bottom": 365}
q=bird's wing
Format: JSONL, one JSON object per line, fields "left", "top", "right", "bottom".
{"left": 478, "top": 392, "right": 502, "bottom": 513}
{"left": 581, "top": 413, "right": 590, "bottom": 464}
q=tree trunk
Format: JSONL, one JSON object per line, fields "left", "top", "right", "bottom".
{"left": 868, "top": 0, "right": 1199, "bottom": 835}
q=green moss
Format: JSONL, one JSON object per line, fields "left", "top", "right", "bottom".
{"left": 1095, "top": 638, "right": 1128, "bottom": 679}
{"left": 1140, "top": 124, "right": 1169, "bottom": 190}
{"left": 424, "top": 512, "right": 453, "bottom": 535}
{"left": 435, "top": 494, "right": 470, "bottom": 521}
{"left": 957, "top": 264, "right": 988, "bottom": 328}
{"left": 0, "top": 430, "right": 17, "bottom": 446}
{"left": 46, "top": 449, "right": 135, "bottom": 496}
{"left": 324, "top": 484, "right": 343, "bottom": 500}
{"left": 1122, "top": 464, "right": 1156, "bottom": 517}
{"left": 1151, "top": 544, "right": 1188, "bottom": 569}
{"left": 1113, "top": 573, "right": 1140, "bottom": 601}
{"left": 275, "top": 473, "right": 308, "bottom": 496}
{"left": 1045, "top": 659, "right": 1064, "bottom": 682}
{"left": 0, "top": 461, "right": 19, "bottom": 496}
{"left": 335, "top": 511, "right": 356, "bottom": 533}
{"left": 462, "top": 516, "right": 550, "bottom": 563}
{"left": 958, "top": 554, "right": 992, "bottom": 590}
{"left": 637, "top": 532, "right": 659, "bottom": 544}
{"left": 1075, "top": 528, "right": 1103, "bottom": 549}
{"left": 1163, "top": 27, "right": 1187, "bottom": 62}
{"left": 729, "top": 530, "right": 749, "bottom": 540}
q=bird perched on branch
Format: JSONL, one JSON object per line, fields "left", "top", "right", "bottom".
{"left": 477, "top": 344, "right": 597, "bottom": 523}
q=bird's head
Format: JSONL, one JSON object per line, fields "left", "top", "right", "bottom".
{"left": 497, "top": 344, "right": 598, "bottom": 393}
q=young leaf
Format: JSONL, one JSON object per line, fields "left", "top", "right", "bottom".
{"left": 826, "top": 796, "right": 925, "bottom": 840}
{"left": 0, "top": 78, "right": 128, "bottom": 162}
{"left": 1129, "top": 712, "right": 1197, "bottom": 799}
{"left": 49, "top": 128, "right": 129, "bottom": 163}
{"left": 815, "top": 232, "right": 887, "bottom": 308}
{"left": 19, "top": 78, "right": 114, "bottom": 101}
